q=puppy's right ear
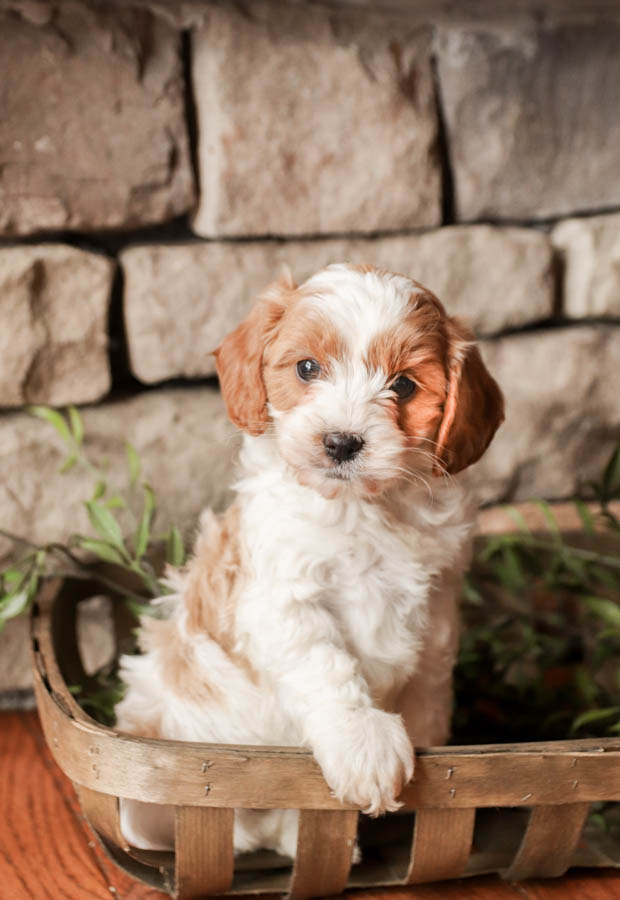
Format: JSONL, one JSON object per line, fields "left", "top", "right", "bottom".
{"left": 214, "top": 272, "right": 295, "bottom": 435}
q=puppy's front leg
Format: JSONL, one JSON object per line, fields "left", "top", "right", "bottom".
{"left": 243, "top": 591, "right": 414, "bottom": 815}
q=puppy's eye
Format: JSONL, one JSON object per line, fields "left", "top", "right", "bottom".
{"left": 391, "top": 374, "right": 416, "bottom": 399}
{"left": 296, "top": 359, "right": 321, "bottom": 382}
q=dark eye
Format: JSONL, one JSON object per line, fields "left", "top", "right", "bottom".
{"left": 391, "top": 374, "right": 416, "bottom": 399}
{"left": 296, "top": 359, "right": 321, "bottom": 382}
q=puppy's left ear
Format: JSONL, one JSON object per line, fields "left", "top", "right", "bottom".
{"left": 433, "top": 318, "right": 504, "bottom": 476}
{"left": 214, "top": 272, "right": 295, "bottom": 435}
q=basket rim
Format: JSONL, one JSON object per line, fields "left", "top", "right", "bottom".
{"left": 31, "top": 575, "right": 620, "bottom": 812}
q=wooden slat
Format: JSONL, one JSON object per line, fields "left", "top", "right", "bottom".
{"left": 77, "top": 785, "right": 127, "bottom": 849}
{"left": 174, "top": 805, "right": 234, "bottom": 898}
{"left": 406, "top": 807, "right": 476, "bottom": 883}
{"left": 288, "top": 809, "right": 358, "bottom": 900}
{"left": 33, "top": 663, "right": 620, "bottom": 811}
{"left": 504, "top": 802, "right": 590, "bottom": 881}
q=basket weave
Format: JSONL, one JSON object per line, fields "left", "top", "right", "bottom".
{"left": 32, "top": 574, "right": 620, "bottom": 899}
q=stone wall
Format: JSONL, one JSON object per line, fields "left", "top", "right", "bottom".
{"left": 1, "top": 0, "right": 620, "bottom": 700}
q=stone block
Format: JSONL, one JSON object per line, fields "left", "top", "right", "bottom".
{"left": 475, "top": 326, "right": 620, "bottom": 503}
{"left": 437, "top": 25, "right": 620, "bottom": 220}
{"left": 122, "top": 226, "right": 553, "bottom": 383}
{"left": 0, "top": 244, "right": 113, "bottom": 406}
{"left": 552, "top": 214, "right": 620, "bottom": 319}
{"left": 0, "top": 3, "right": 194, "bottom": 235}
{"left": 192, "top": 5, "right": 440, "bottom": 236}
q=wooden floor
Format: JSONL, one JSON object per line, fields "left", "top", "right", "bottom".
{"left": 1, "top": 711, "right": 619, "bottom": 900}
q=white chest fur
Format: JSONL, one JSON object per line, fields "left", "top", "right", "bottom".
{"left": 235, "top": 435, "right": 475, "bottom": 705}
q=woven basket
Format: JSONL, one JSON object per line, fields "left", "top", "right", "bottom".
{"left": 32, "top": 571, "right": 620, "bottom": 899}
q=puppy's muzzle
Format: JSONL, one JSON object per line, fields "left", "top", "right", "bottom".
{"left": 323, "top": 432, "right": 365, "bottom": 463}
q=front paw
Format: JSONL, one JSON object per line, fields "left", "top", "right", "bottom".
{"left": 312, "top": 707, "right": 414, "bottom": 816}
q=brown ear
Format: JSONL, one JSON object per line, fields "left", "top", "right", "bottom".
{"left": 214, "top": 273, "right": 294, "bottom": 435}
{"left": 434, "top": 318, "right": 505, "bottom": 476}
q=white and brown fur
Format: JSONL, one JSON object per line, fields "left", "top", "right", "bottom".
{"left": 115, "top": 264, "right": 504, "bottom": 857}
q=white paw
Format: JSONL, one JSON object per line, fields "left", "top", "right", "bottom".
{"left": 312, "top": 707, "right": 414, "bottom": 817}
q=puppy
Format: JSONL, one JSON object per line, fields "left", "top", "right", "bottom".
{"left": 115, "top": 263, "right": 504, "bottom": 858}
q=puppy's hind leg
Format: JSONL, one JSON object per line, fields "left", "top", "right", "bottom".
{"left": 119, "top": 798, "right": 175, "bottom": 851}
{"left": 235, "top": 808, "right": 300, "bottom": 859}
{"left": 119, "top": 799, "right": 301, "bottom": 860}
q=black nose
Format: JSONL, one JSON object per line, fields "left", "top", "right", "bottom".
{"left": 323, "top": 432, "right": 365, "bottom": 463}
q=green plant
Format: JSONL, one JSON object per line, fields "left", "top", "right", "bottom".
{"left": 454, "top": 443, "right": 620, "bottom": 744}
{"left": 0, "top": 406, "right": 186, "bottom": 633}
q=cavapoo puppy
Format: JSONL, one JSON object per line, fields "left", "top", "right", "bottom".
{"left": 115, "top": 263, "right": 504, "bottom": 858}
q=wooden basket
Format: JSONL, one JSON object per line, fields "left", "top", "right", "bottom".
{"left": 32, "top": 574, "right": 620, "bottom": 899}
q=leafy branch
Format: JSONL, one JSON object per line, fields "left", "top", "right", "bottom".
{"left": 0, "top": 406, "right": 186, "bottom": 632}
{"left": 455, "top": 442, "right": 620, "bottom": 744}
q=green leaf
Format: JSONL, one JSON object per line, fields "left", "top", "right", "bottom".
{"left": 505, "top": 506, "right": 531, "bottom": 534}
{"left": 492, "top": 545, "right": 526, "bottom": 591}
{"left": 478, "top": 534, "right": 512, "bottom": 563}
{"left": 105, "top": 496, "right": 126, "bottom": 509}
{"left": 134, "top": 484, "right": 155, "bottom": 559}
{"left": 603, "top": 444, "right": 620, "bottom": 498}
{"left": 574, "top": 499, "right": 595, "bottom": 535}
{"left": 79, "top": 539, "right": 127, "bottom": 566}
{"left": 561, "top": 551, "right": 588, "bottom": 583}
{"left": 91, "top": 480, "right": 106, "bottom": 501}
{"left": 28, "top": 406, "right": 72, "bottom": 445}
{"left": 166, "top": 525, "right": 185, "bottom": 567}
{"left": 583, "top": 596, "right": 620, "bottom": 628}
{"left": 59, "top": 454, "right": 77, "bottom": 474}
{"left": 571, "top": 706, "right": 620, "bottom": 733}
{"left": 84, "top": 500, "right": 125, "bottom": 550}
{"left": 124, "top": 596, "right": 160, "bottom": 619}
{"left": 590, "top": 564, "right": 620, "bottom": 589}
{"left": 68, "top": 406, "right": 84, "bottom": 446}
{"left": 125, "top": 443, "right": 141, "bottom": 487}
{"left": 0, "top": 590, "right": 30, "bottom": 622}
{"left": 536, "top": 500, "right": 562, "bottom": 541}
{"left": 597, "top": 627, "right": 620, "bottom": 641}
{"left": 3, "top": 568, "right": 24, "bottom": 588}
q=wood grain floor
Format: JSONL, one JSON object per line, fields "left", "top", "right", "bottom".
{"left": 1, "top": 711, "right": 619, "bottom": 900}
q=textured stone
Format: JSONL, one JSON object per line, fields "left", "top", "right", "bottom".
{"left": 474, "top": 326, "right": 620, "bottom": 503}
{"left": 192, "top": 5, "right": 440, "bottom": 237}
{"left": 0, "top": 3, "right": 194, "bottom": 236}
{"left": 5, "top": 0, "right": 620, "bottom": 30}
{"left": 552, "top": 214, "right": 620, "bottom": 319}
{"left": 0, "top": 387, "right": 238, "bottom": 568}
{"left": 0, "top": 244, "right": 112, "bottom": 406}
{"left": 437, "top": 25, "right": 620, "bottom": 221}
{"left": 122, "top": 226, "right": 552, "bottom": 383}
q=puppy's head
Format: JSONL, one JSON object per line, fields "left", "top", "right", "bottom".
{"left": 215, "top": 264, "right": 504, "bottom": 498}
